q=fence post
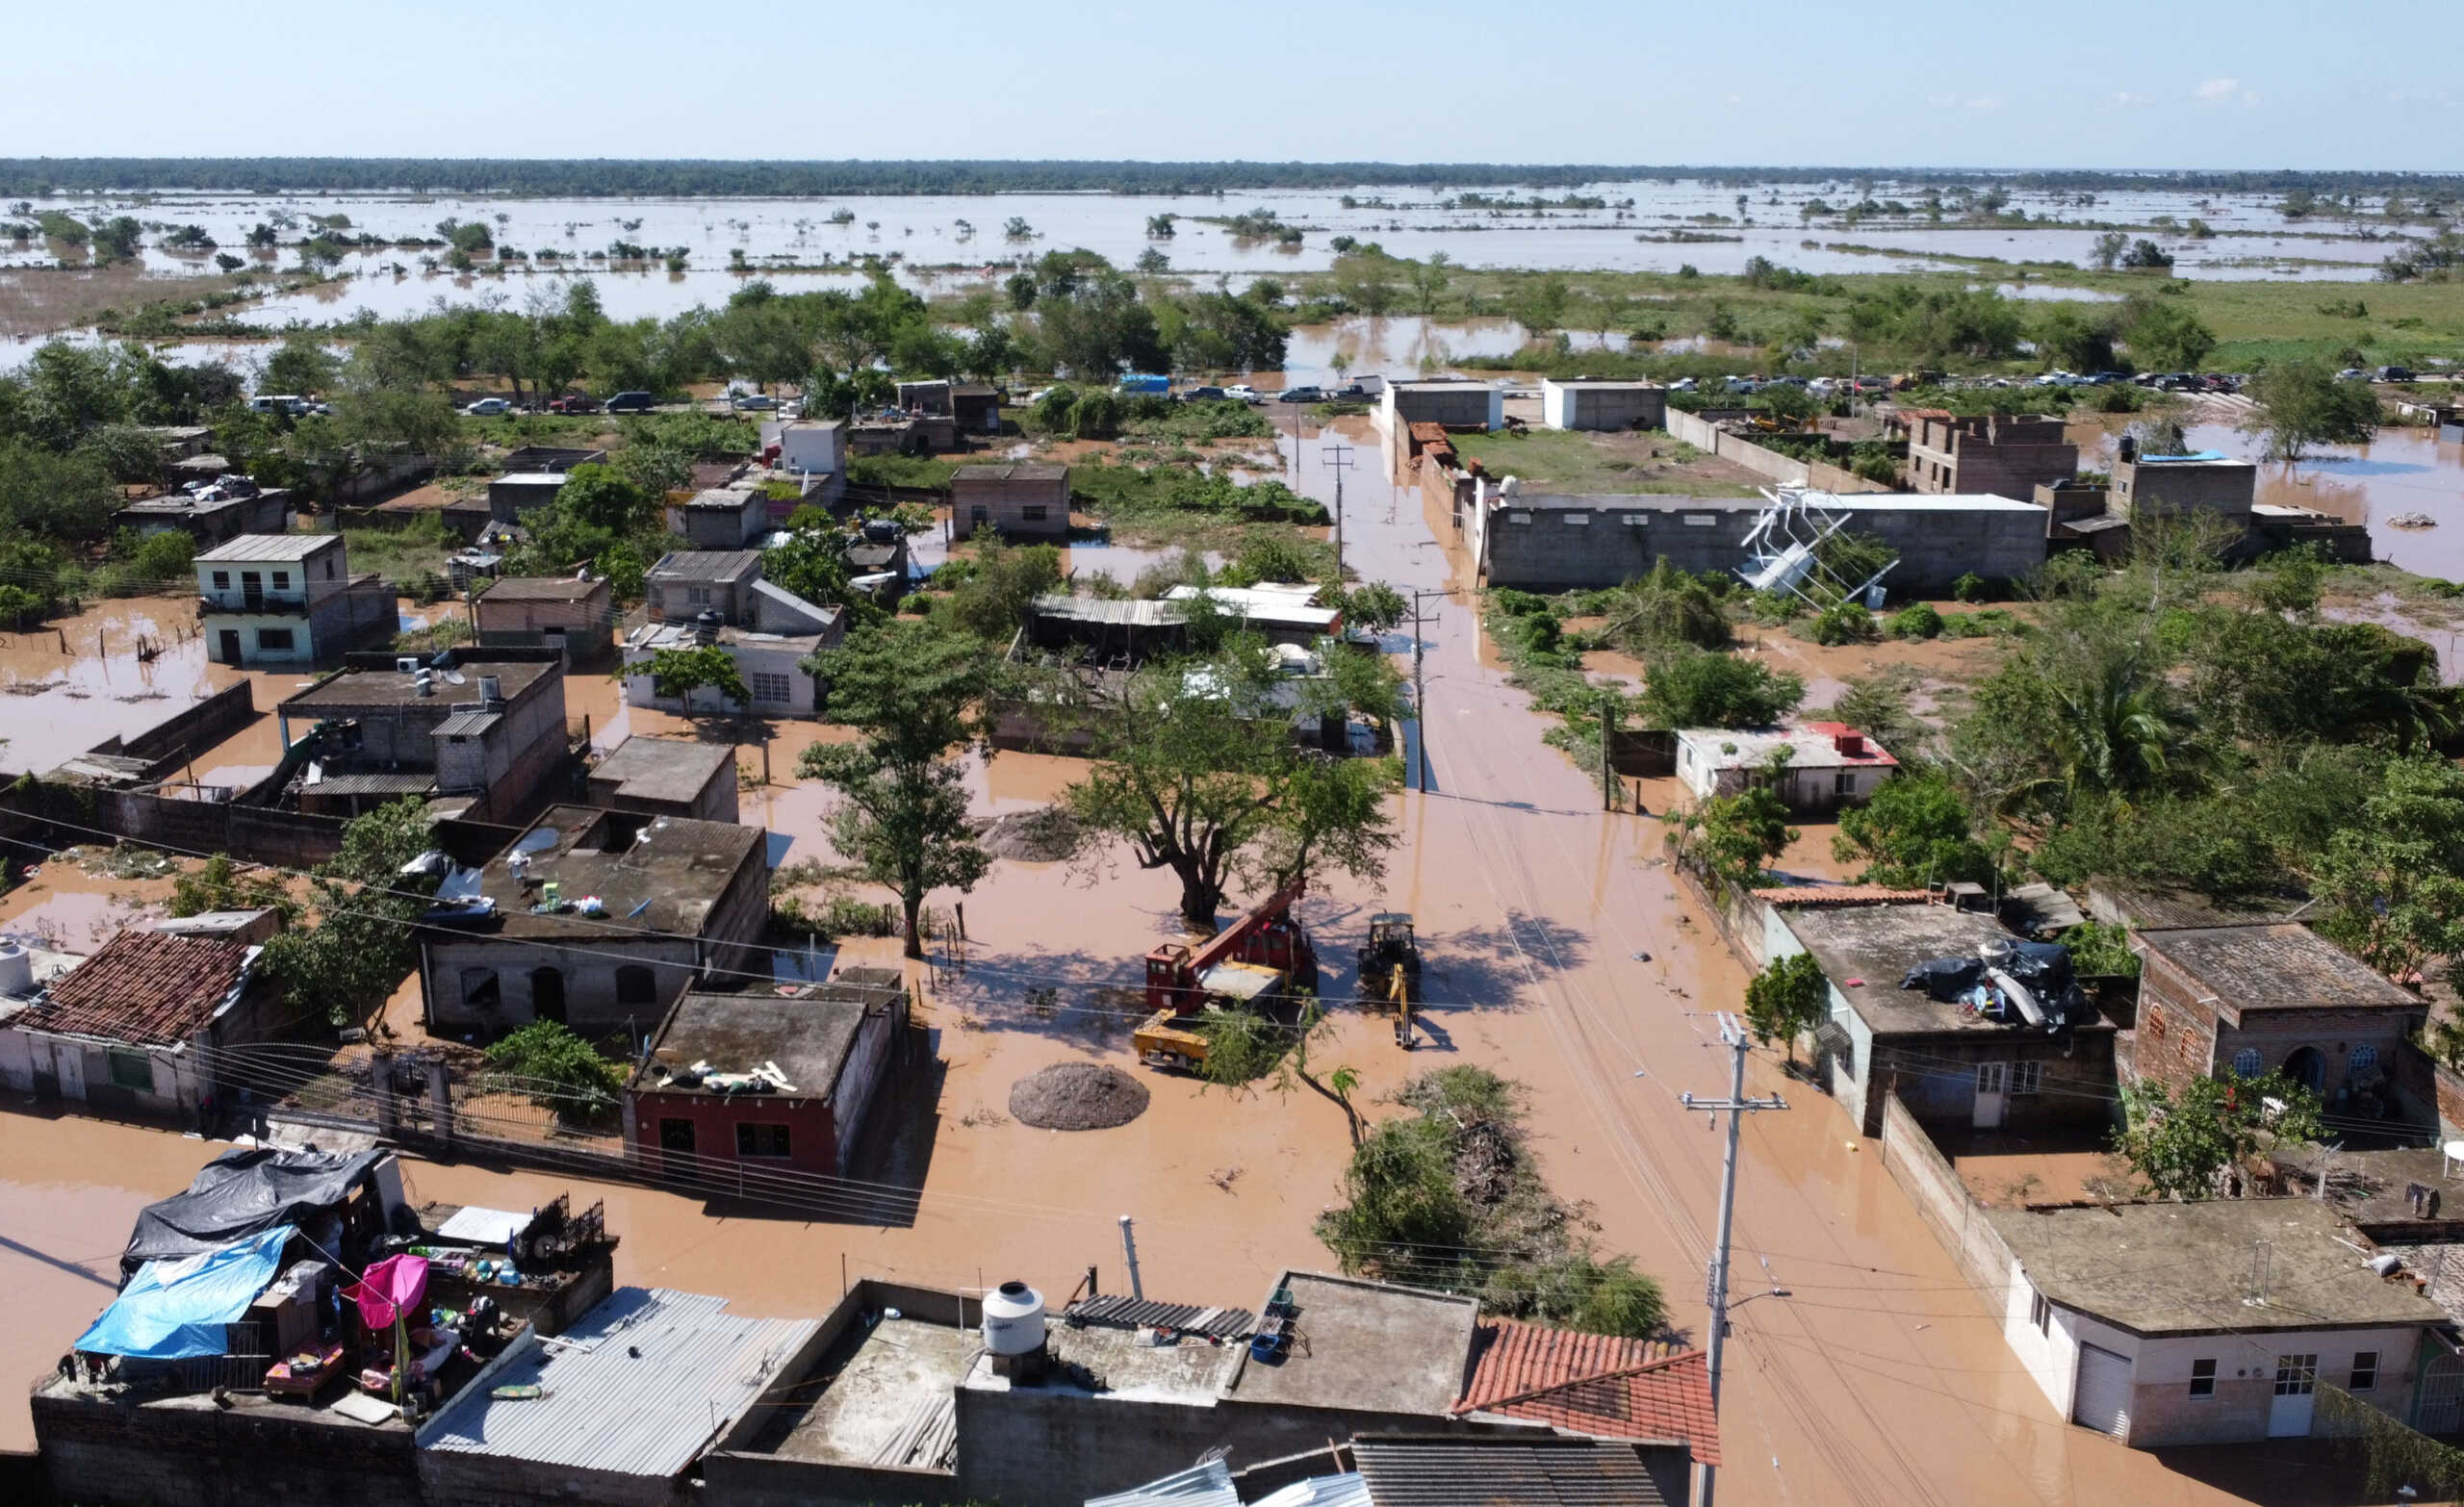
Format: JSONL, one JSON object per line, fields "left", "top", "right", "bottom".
{"left": 428, "top": 1059, "right": 453, "bottom": 1150}
{"left": 372, "top": 1048, "right": 400, "bottom": 1139}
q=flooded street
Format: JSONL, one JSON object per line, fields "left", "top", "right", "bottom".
{"left": 0, "top": 431, "right": 2386, "bottom": 1503}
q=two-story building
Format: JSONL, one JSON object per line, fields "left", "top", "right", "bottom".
{"left": 195, "top": 534, "right": 394, "bottom": 667}
{"left": 274, "top": 651, "right": 571, "bottom": 824}
{"left": 471, "top": 575, "right": 614, "bottom": 663}
{"left": 116, "top": 478, "right": 292, "bottom": 547}
{"left": 1900, "top": 410, "right": 2079, "bottom": 497}
{"left": 626, "top": 551, "right": 845, "bottom": 719}
{"left": 950, "top": 462, "right": 1069, "bottom": 541}
{"left": 419, "top": 805, "right": 771, "bottom": 1037}
{"left": 645, "top": 550, "right": 765, "bottom": 625}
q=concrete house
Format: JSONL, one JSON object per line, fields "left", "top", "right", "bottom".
{"left": 1766, "top": 895, "right": 2117, "bottom": 1137}
{"left": 2127, "top": 923, "right": 2426, "bottom": 1109}
{"left": 764, "top": 418, "right": 847, "bottom": 506}
{"left": 1540, "top": 378, "right": 1665, "bottom": 432}
{"left": 586, "top": 734, "right": 740, "bottom": 823}
{"left": 644, "top": 549, "right": 765, "bottom": 625}
{"left": 950, "top": 382, "right": 1003, "bottom": 435}
{"left": 275, "top": 651, "right": 570, "bottom": 824}
{"left": 1991, "top": 1200, "right": 2445, "bottom": 1446}
{"left": 623, "top": 968, "right": 909, "bottom": 1182}
{"left": 0, "top": 928, "right": 277, "bottom": 1121}
{"left": 195, "top": 534, "right": 394, "bottom": 667}
{"left": 950, "top": 462, "right": 1069, "bottom": 541}
{"left": 116, "top": 479, "right": 292, "bottom": 546}
{"left": 667, "top": 485, "right": 772, "bottom": 549}
{"left": 2110, "top": 448, "right": 2257, "bottom": 525}
{"left": 1901, "top": 411, "right": 2079, "bottom": 498}
{"left": 475, "top": 446, "right": 607, "bottom": 526}
{"left": 620, "top": 579, "right": 844, "bottom": 720}
{"left": 1469, "top": 489, "right": 2049, "bottom": 596}
{"left": 472, "top": 575, "right": 614, "bottom": 662}
{"left": 1674, "top": 722, "right": 1896, "bottom": 814}
{"left": 1381, "top": 379, "right": 1503, "bottom": 437}
{"left": 419, "top": 805, "right": 771, "bottom": 1037}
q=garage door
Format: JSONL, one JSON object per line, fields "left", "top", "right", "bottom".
{"left": 2073, "top": 1343, "right": 2133, "bottom": 1439}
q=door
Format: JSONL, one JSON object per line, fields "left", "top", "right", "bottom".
{"left": 2072, "top": 1343, "right": 2132, "bottom": 1438}
{"left": 55, "top": 1045, "right": 87, "bottom": 1102}
{"left": 1973, "top": 1061, "right": 2009, "bottom": 1129}
{"left": 218, "top": 629, "right": 243, "bottom": 665}
{"left": 2270, "top": 1354, "right": 2319, "bottom": 1437}
{"left": 530, "top": 968, "right": 567, "bottom": 1025}
{"left": 240, "top": 571, "right": 264, "bottom": 610}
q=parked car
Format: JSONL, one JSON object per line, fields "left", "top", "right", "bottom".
{"left": 547, "top": 394, "right": 599, "bottom": 414}
{"left": 1850, "top": 374, "right": 1886, "bottom": 393}
{"left": 2335, "top": 368, "right": 2372, "bottom": 383}
{"left": 1720, "top": 376, "right": 1761, "bottom": 394}
{"left": 1182, "top": 385, "right": 1226, "bottom": 402}
{"left": 604, "top": 391, "right": 656, "bottom": 413}
{"left": 731, "top": 393, "right": 779, "bottom": 411}
{"left": 464, "top": 397, "right": 511, "bottom": 416}
{"left": 1274, "top": 385, "right": 1324, "bottom": 404}
{"left": 1667, "top": 376, "right": 1700, "bottom": 393}
{"left": 2378, "top": 366, "right": 2418, "bottom": 383}
{"left": 249, "top": 394, "right": 321, "bottom": 417}
{"left": 1224, "top": 384, "right": 1264, "bottom": 404}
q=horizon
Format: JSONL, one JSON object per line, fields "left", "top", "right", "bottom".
{"left": 7, "top": 0, "right": 2454, "bottom": 171}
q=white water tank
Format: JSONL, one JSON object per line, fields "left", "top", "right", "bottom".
{"left": 982, "top": 1281, "right": 1046, "bottom": 1356}
{"left": 0, "top": 942, "right": 31, "bottom": 997}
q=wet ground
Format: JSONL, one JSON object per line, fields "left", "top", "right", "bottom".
{"left": 0, "top": 439, "right": 2409, "bottom": 1502}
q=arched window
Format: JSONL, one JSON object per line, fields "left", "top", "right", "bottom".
{"left": 2349, "top": 1044, "right": 2380, "bottom": 1073}
{"left": 616, "top": 965, "right": 659, "bottom": 1009}
{"left": 2232, "top": 1048, "right": 2262, "bottom": 1078}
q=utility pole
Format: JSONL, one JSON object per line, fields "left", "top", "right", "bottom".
{"left": 1118, "top": 1214, "right": 1145, "bottom": 1300}
{"left": 1681, "top": 1013, "right": 1789, "bottom": 1507}
{"left": 1322, "top": 440, "right": 1354, "bottom": 582}
{"left": 1599, "top": 698, "right": 1617, "bottom": 811}
{"left": 1405, "top": 587, "right": 1444, "bottom": 794}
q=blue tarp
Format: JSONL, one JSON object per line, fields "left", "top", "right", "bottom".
{"left": 2137, "top": 450, "right": 2227, "bottom": 464}
{"left": 76, "top": 1224, "right": 295, "bottom": 1360}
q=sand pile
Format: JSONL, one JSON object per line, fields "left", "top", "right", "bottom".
{"left": 976, "top": 805, "right": 1082, "bottom": 863}
{"left": 1009, "top": 1061, "right": 1150, "bottom": 1131}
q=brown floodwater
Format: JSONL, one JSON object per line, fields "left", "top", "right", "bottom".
{"left": 0, "top": 434, "right": 2358, "bottom": 1503}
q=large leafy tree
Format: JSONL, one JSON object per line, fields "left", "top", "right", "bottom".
{"left": 1639, "top": 650, "right": 1804, "bottom": 730}
{"left": 2311, "top": 756, "right": 2464, "bottom": 980}
{"left": 1744, "top": 952, "right": 1828, "bottom": 1064}
{"left": 644, "top": 645, "right": 750, "bottom": 714}
{"left": 1065, "top": 643, "right": 1396, "bottom": 928}
{"left": 2241, "top": 356, "right": 2380, "bottom": 460}
{"left": 1663, "top": 784, "right": 1796, "bottom": 892}
{"left": 260, "top": 799, "right": 439, "bottom": 1027}
{"left": 2115, "top": 1070, "right": 2323, "bottom": 1200}
{"left": 1832, "top": 773, "right": 1994, "bottom": 887}
{"left": 797, "top": 622, "right": 991, "bottom": 957}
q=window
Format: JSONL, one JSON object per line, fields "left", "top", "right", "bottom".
{"left": 2145, "top": 1008, "right": 2165, "bottom": 1040}
{"left": 1020, "top": 505, "right": 1048, "bottom": 522}
{"left": 211, "top": 571, "right": 230, "bottom": 591}
{"left": 107, "top": 1051, "right": 154, "bottom": 1092}
{"left": 2349, "top": 1044, "right": 2379, "bottom": 1073}
{"left": 2232, "top": 1047, "right": 2262, "bottom": 1078}
{"left": 461, "top": 968, "right": 501, "bottom": 1010}
{"left": 2189, "top": 1359, "right": 2217, "bottom": 1398}
{"left": 1507, "top": 511, "right": 1531, "bottom": 524}
{"left": 1976, "top": 1061, "right": 2008, "bottom": 1095}
{"left": 2351, "top": 1351, "right": 2379, "bottom": 1392}
{"left": 1622, "top": 514, "right": 1648, "bottom": 526}
{"left": 736, "top": 1123, "right": 792, "bottom": 1159}
{"left": 2012, "top": 1061, "right": 2043, "bottom": 1096}
{"left": 323, "top": 557, "right": 335, "bottom": 579}
{"left": 658, "top": 1118, "right": 696, "bottom": 1155}
{"left": 2273, "top": 1354, "right": 2318, "bottom": 1396}
{"left": 256, "top": 627, "right": 295, "bottom": 651}
{"left": 1562, "top": 512, "right": 1590, "bottom": 526}
{"left": 1682, "top": 514, "right": 1718, "bottom": 526}
{"left": 615, "top": 965, "right": 659, "bottom": 1008}
{"left": 748, "top": 671, "right": 793, "bottom": 705}
{"left": 270, "top": 572, "right": 290, "bottom": 589}
{"left": 686, "top": 586, "right": 711, "bottom": 605}
{"left": 2029, "top": 1289, "right": 2051, "bottom": 1335}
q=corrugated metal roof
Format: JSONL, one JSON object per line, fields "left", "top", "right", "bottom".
{"left": 1032, "top": 595, "right": 1182, "bottom": 626}
{"left": 420, "top": 1288, "right": 818, "bottom": 1478}
{"left": 1251, "top": 1473, "right": 1370, "bottom": 1507}
{"left": 305, "top": 771, "right": 438, "bottom": 797}
{"left": 652, "top": 549, "right": 763, "bottom": 581}
{"left": 1353, "top": 1437, "right": 1664, "bottom": 1507}
{"left": 1086, "top": 1458, "right": 1239, "bottom": 1507}
{"left": 435, "top": 709, "right": 503, "bottom": 738}
{"left": 195, "top": 533, "right": 337, "bottom": 563}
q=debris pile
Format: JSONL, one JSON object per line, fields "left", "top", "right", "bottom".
{"left": 975, "top": 805, "right": 1082, "bottom": 863}
{"left": 1008, "top": 1061, "right": 1150, "bottom": 1131}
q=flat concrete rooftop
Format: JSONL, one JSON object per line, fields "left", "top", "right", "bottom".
{"left": 1990, "top": 1199, "right": 2446, "bottom": 1337}
{"left": 589, "top": 734, "right": 733, "bottom": 805}
{"left": 634, "top": 989, "right": 872, "bottom": 1101}
{"left": 965, "top": 1318, "right": 1237, "bottom": 1405}
{"left": 1779, "top": 901, "right": 2035, "bottom": 1036}
{"left": 282, "top": 657, "right": 557, "bottom": 713}
{"left": 475, "top": 805, "right": 762, "bottom": 939}
{"left": 761, "top": 1315, "right": 976, "bottom": 1467}
{"left": 1221, "top": 1271, "right": 1477, "bottom": 1418}
{"left": 2140, "top": 924, "right": 2419, "bottom": 1020}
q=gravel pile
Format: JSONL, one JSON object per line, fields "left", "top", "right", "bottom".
{"left": 976, "top": 805, "right": 1082, "bottom": 863}
{"left": 1009, "top": 1061, "right": 1151, "bottom": 1131}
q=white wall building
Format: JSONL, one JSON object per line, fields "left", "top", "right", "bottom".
{"left": 1674, "top": 721, "right": 1897, "bottom": 814}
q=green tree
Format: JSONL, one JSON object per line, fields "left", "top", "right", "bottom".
{"left": 2242, "top": 356, "right": 2380, "bottom": 460}
{"left": 483, "top": 1021, "right": 626, "bottom": 1122}
{"left": 1640, "top": 650, "right": 1804, "bottom": 729}
{"left": 2311, "top": 756, "right": 2464, "bottom": 981}
{"left": 1744, "top": 951, "right": 1827, "bottom": 1063}
{"left": 644, "top": 645, "right": 750, "bottom": 714}
{"left": 2114, "top": 1070, "right": 2323, "bottom": 1199}
{"left": 258, "top": 799, "right": 438, "bottom": 1027}
{"left": 170, "top": 853, "right": 295, "bottom": 920}
{"left": 2120, "top": 294, "right": 2216, "bottom": 370}
{"left": 942, "top": 540, "right": 1063, "bottom": 642}
{"left": 1832, "top": 772, "right": 1995, "bottom": 887}
{"left": 261, "top": 334, "right": 339, "bottom": 397}
{"left": 1065, "top": 646, "right": 1397, "bottom": 927}
{"left": 1407, "top": 252, "right": 1451, "bottom": 317}
{"left": 1664, "top": 785, "right": 1796, "bottom": 891}
{"left": 797, "top": 622, "right": 993, "bottom": 956}
{"left": 1342, "top": 581, "right": 1408, "bottom": 634}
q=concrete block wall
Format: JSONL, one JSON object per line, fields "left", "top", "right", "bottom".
{"left": 34, "top": 1393, "right": 420, "bottom": 1507}
{"left": 1877, "top": 1092, "right": 2021, "bottom": 1303}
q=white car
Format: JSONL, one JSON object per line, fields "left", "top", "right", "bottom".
{"left": 1224, "top": 384, "right": 1264, "bottom": 404}
{"left": 464, "top": 397, "right": 511, "bottom": 416}
{"left": 1666, "top": 376, "right": 1699, "bottom": 393}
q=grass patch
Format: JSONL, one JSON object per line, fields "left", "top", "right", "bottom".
{"left": 1449, "top": 426, "right": 1758, "bottom": 496}
{"left": 338, "top": 513, "right": 453, "bottom": 587}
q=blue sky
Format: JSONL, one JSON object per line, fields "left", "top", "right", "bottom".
{"left": 4, "top": 1, "right": 2440, "bottom": 170}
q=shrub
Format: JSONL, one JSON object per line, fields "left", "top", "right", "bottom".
{"left": 1886, "top": 602, "right": 1944, "bottom": 640}
{"left": 1808, "top": 602, "right": 1874, "bottom": 646}
{"left": 1952, "top": 572, "right": 1986, "bottom": 602}
{"left": 481, "top": 1021, "right": 625, "bottom": 1122}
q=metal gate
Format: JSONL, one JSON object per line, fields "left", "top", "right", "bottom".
{"left": 2417, "top": 1336, "right": 2464, "bottom": 1435}
{"left": 2073, "top": 1343, "right": 2133, "bottom": 1439}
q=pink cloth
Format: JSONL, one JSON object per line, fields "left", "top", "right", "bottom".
{"left": 346, "top": 1255, "right": 430, "bottom": 1331}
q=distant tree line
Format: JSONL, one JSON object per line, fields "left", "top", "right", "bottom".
{"left": 9, "top": 159, "right": 2457, "bottom": 199}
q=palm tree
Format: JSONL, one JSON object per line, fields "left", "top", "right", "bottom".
{"left": 2045, "top": 655, "right": 2194, "bottom": 801}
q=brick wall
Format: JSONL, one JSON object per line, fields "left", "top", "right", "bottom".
{"left": 630, "top": 1089, "right": 838, "bottom": 1180}
{"left": 2124, "top": 952, "right": 2223, "bottom": 1092}
{"left": 95, "top": 681, "right": 259, "bottom": 772}
{"left": 35, "top": 1392, "right": 420, "bottom": 1507}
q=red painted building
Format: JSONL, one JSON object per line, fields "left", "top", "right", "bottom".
{"left": 623, "top": 968, "right": 907, "bottom": 1184}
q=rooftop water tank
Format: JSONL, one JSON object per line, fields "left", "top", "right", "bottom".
{"left": 0, "top": 941, "right": 31, "bottom": 998}
{"left": 477, "top": 676, "right": 504, "bottom": 707}
{"left": 982, "top": 1281, "right": 1045, "bottom": 1356}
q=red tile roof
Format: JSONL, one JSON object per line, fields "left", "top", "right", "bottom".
{"left": 1454, "top": 1318, "right": 1721, "bottom": 1466}
{"left": 20, "top": 930, "right": 251, "bottom": 1046}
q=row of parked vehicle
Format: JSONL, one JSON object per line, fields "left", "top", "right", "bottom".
{"left": 459, "top": 392, "right": 662, "bottom": 418}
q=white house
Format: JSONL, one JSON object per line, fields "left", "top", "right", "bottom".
{"left": 1989, "top": 1199, "right": 2444, "bottom": 1447}
{"left": 1674, "top": 721, "right": 1897, "bottom": 814}
{"left": 620, "top": 580, "right": 844, "bottom": 720}
{"left": 195, "top": 533, "right": 393, "bottom": 666}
